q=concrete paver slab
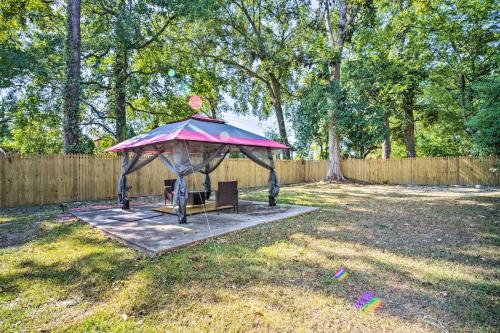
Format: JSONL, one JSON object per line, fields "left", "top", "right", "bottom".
{"left": 72, "top": 201, "right": 317, "bottom": 256}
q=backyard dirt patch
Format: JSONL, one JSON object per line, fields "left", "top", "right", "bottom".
{"left": 0, "top": 184, "right": 498, "bottom": 332}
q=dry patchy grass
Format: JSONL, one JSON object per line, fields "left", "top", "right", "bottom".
{"left": 0, "top": 183, "right": 498, "bottom": 332}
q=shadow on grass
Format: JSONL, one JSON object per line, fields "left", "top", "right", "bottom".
{"left": 0, "top": 221, "right": 143, "bottom": 306}
{"left": 62, "top": 217, "right": 496, "bottom": 331}
{"left": 124, "top": 187, "right": 499, "bottom": 329}
{"left": 1, "top": 185, "right": 498, "bottom": 331}
{"left": 0, "top": 214, "right": 56, "bottom": 249}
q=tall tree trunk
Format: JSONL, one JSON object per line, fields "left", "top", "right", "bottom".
{"left": 324, "top": 0, "right": 347, "bottom": 181}
{"left": 327, "top": 122, "right": 343, "bottom": 178}
{"left": 114, "top": 43, "right": 128, "bottom": 142}
{"left": 206, "top": 97, "right": 217, "bottom": 119}
{"left": 403, "top": 93, "right": 416, "bottom": 158}
{"left": 381, "top": 117, "right": 391, "bottom": 159}
{"left": 63, "top": 0, "right": 82, "bottom": 153}
{"left": 269, "top": 74, "right": 291, "bottom": 159}
{"left": 381, "top": 139, "right": 391, "bottom": 159}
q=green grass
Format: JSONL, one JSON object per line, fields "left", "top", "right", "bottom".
{"left": 1, "top": 184, "right": 499, "bottom": 332}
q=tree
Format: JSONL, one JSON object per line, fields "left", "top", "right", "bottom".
{"left": 109, "top": 0, "right": 175, "bottom": 141}
{"left": 466, "top": 74, "right": 500, "bottom": 155}
{"left": 186, "top": 0, "right": 307, "bottom": 158}
{"left": 63, "top": 0, "right": 83, "bottom": 153}
{"left": 392, "top": 1, "right": 433, "bottom": 158}
{"left": 322, "top": 0, "right": 372, "bottom": 178}
{"left": 129, "top": 26, "right": 229, "bottom": 128}
{"left": 0, "top": 0, "right": 69, "bottom": 153}
{"left": 1, "top": 0, "right": 498, "bottom": 159}
{"left": 348, "top": 0, "right": 432, "bottom": 158}
{"left": 292, "top": 81, "right": 330, "bottom": 159}
{"left": 80, "top": 0, "right": 216, "bottom": 143}
{"left": 421, "top": 0, "right": 497, "bottom": 156}
{"left": 339, "top": 60, "right": 386, "bottom": 158}
{"left": 293, "top": 59, "right": 386, "bottom": 160}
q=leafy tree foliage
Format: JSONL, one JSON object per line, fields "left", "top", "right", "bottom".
{"left": 466, "top": 74, "right": 500, "bottom": 155}
{"left": 184, "top": 0, "right": 311, "bottom": 158}
{"left": 0, "top": 0, "right": 497, "bottom": 162}
{"left": 0, "top": 0, "right": 68, "bottom": 153}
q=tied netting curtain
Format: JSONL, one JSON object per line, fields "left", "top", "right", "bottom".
{"left": 156, "top": 141, "right": 227, "bottom": 223}
{"left": 238, "top": 146, "right": 280, "bottom": 206}
{"left": 199, "top": 150, "right": 229, "bottom": 200}
{"left": 118, "top": 150, "right": 158, "bottom": 205}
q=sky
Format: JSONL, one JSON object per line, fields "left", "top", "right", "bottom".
{"left": 220, "top": 111, "right": 271, "bottom": 136}
{"left": 217, "top": 93, "right": 295, "bottom": 142}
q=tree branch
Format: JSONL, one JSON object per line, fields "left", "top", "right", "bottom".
{"left": 173, "top": 35, "right": 271, "bottom": 85}
{"left": 344, "top": 3, "right": 362, "bottom": 42}
{"left": 81, "top": 81, "right": 110, "bottom": 90}
{"left": 126, "top": 102, "right": 169, "bottom": 116}
{"left": 82, "top": 47, "right": 110, "bottom": 61}
{"left": 233, "top": 0, "right": 260, "bottom": 40}
{"left": 133, "top": 15, "right": 175, "bottom": 50}
{"left": 363, "top": 145, "right": 377, "bottom": 159}
{"left": 98, "top": 1, "right": 117, "bottom": 16}
{"left": 81, "top": 121, "right": 116, "bottom": 137}
{"left": 323, "top": 0, "right": 336, "bottom": 51}
{"left": 81, "top": 99, "right": 115, "bottom": 120}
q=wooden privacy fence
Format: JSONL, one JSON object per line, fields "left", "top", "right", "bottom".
{"left": 305, "top": 157, "right": 499, "bottom": 185}
{"left": 341, "top": 156, "right": 499, "bottom": 186}
{"left": 0, "top": 155, "right": 306, "bottom": 208}
{"left": 0, "top": 155, "right": 498, "bottom": 207}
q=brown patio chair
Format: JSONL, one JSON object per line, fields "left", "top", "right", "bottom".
{"left": 164, "top": 179, "right": 176, "bottom": 205}
{"left": 216, "top": 181, "right": 238, "bottom": 214}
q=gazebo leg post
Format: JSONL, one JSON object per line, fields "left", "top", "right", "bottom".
{"left": 119, "top": 154, "right": 130, "bottom": 210}
{"left": 177, "top": 205, "right": 187, "bottom": 223}
{"left": 122, "top": 199, "right": 130, "bottom": 210}
{"left": 269, "top": 195, "right": 276, "bottom": 207}
{"left": 177, "top": 202, "right": 188, "bottom": 224}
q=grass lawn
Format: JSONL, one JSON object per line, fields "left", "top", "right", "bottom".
{"left": 0, "top": 183, "right": 498, "bottom": 332}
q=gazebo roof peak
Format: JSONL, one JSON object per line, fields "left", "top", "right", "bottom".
{"left": 190, "top": 114, "right": 226, "bottom": 124}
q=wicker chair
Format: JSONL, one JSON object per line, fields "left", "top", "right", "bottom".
{"left": 216, "top": 181, "right": 238, "bottom": 214}
{"left": 164, "top": 179, "right": 176, "bottom": 205}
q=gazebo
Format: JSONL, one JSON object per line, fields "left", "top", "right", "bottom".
{"left": 105, "top": 114, "right": 290, "bottom": 223}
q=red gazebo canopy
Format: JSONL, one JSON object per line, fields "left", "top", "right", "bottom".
{"left": 106, "top": 114, "right": 289, "bottom": 153}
